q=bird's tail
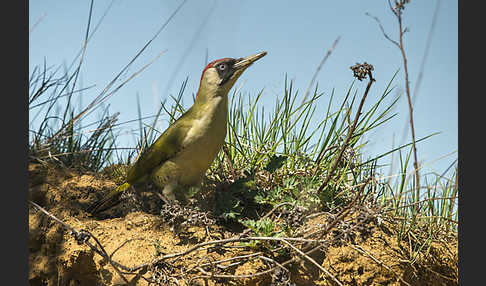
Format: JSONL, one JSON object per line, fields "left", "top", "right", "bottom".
{"left": 87, "top": 182, "right": 131, "bottom": 214}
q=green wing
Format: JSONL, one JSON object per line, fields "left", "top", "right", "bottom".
{"left": 126, "top": 112, "right": 192, "bottom": 184}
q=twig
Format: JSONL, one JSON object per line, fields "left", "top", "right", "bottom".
{"left": 316, "top": 67, "right": 375, "bottom": 193}
{"left": 258, "top": 255, "right": 289, "bottom": 274}
{"left": 189, "top": 268, "right": 276, "bottom": 281}
{"left": 369, "top": 1, "right": 421, "bottom": 199}
{"left": 28, "top": 201, "right": 131, "bottom": 284}
{"left": 423, "top": 264, "right": 457, "bottom": 282}
{"left": 400, "top": 0, "right": 441, "bottom": 146}
{"left": 304, "top": 211, "right": 331, "bottom": 220}
{"left": 349, "top": 244, "right": 412, "bottom": 286}
{"left": 203, "top": 253, "right": 261, "bottom": 270}
{"left": 365, "top": 12, "right": 400, "bottom": 48}
{"left": 395, "top": 2, "right": 421, "bottom": 195}
{"left": 131, "top": 235, "right": 329, "bottom": 273}
{"left": 281, "top": 239, "right": 343, "bottom": 285}
{"left": 110, "top": 237, "right": 147, "bottom": 258}
{"left": 189, "top": 255, "right": 290, "bottom": 283}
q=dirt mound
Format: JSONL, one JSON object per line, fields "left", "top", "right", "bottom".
{"left": 28, "top": 163, "right": 457, "bottom": 285}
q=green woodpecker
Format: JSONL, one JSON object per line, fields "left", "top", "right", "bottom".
{"left": 88, "top": 51, "right": 267, "bottom": 214}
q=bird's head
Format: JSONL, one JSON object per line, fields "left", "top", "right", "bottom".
{"left": 196, "top": 51, "right": 267, "bottom": 101}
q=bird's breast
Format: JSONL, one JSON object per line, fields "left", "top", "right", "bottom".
{"left": 182, "top": 97, "right": 227, "bottom": 146}
{"left": 176, "top": 96, "right": 227, "bottom": 183}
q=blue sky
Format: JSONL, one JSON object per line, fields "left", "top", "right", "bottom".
{"left": 29, "top": 0, "right": 457, "bottom": 176}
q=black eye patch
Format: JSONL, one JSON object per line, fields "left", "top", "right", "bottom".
{"left": 216, "top": 59, "right": 236, "bottom": 86}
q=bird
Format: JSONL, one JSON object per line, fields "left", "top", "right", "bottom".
{"left": 87, "top": 51, "right": 267, "bottom": 214}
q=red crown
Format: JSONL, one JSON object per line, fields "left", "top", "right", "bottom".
{"left": 200, "top": 58, "right": 231, "bottom": 80}
{"left": 195, "top": 58, "right": 232, "bottom": 100}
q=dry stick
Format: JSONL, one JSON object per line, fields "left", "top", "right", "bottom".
{"left": 130, "top": 235, "right": 330, "bottom": 274}
{"left": 61, "top": 0, "right": 94, "bottom": 126}
{"left": 349, "top": 244, "right": 412, "bottom": 286}
{"left": 395, "top": 2, "right": 421, "bottom": 198}
{"left": 423, "top": 264, "right": 457, "bottom": 282}
{"left": 316, "top": 70, "right": 375, "bottom": 194}
{"left": 258, "top": 255, "right": 290, "bottom": 274}
{"left": 400, "top": 0, "right": 441, "bottom": 147}
{"left": 367, "top": 3, "right": 424, "bottom": 207}
{"left": 183, "top": 252, "right": 287, "bottom": 282}
{"left": 281, "top": 239, "right": 343, "bottom": 286}
{"left": 28, "top": 201, "right": 131, "bottom": 284}
{"left": 365, "top": 12, "right": 400, "bottom": 48}
{"left": 189, "top": 255, "right": 289, "bottom": 283}
{"left": 110, "top": 237, "right": 147, "bottom": 259}
{"left": 197, "top": 253, "right": 262, "bottom": 271}
{"left": 371, "top": 2, "right": 421, "bottom": 201}
{"left": 189, "top": 268, "right": 276, "bottom": 281}
{"left": 304, "top": 211, "right": 330, "bottom": 220}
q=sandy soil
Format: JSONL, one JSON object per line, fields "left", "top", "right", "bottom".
{"left": 28, "top": 163, "right": 458, "bottom": 285}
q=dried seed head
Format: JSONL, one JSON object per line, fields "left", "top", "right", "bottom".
{"left": 350, "top": 62, "right": 374, "bottom": 81}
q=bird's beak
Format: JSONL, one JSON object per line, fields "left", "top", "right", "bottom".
{"left": 234, "top": 51, "right": 267, "bottom": 70}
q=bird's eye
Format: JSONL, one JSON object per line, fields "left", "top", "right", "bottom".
{"left": 218, "top": 63, "right": 227, "bottom": 70}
